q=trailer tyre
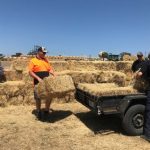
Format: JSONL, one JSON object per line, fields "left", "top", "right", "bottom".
{"left": 122, "top": 104, "right": 145, "bottom": 136}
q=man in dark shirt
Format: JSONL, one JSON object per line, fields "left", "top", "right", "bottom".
{"left": 131, "top": 52, "right": 145, "bottom": 72}
{"left": 136, "top": 53, "right": 150, "bottom": 142}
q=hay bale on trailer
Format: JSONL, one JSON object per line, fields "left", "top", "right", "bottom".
{"left": 132, "top": 78, "right": 149, "bottom": 92}
{"left": 78, "top": 83, "right": 118, "bottom": 91}
{"left": 77, "top": 83, "right": 138, "bottom": 97}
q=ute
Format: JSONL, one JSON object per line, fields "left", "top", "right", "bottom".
{"left": 75, "top": 84, "right": 146, "bottom": 135}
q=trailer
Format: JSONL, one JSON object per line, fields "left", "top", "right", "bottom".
{"left": 75, "top": 85, "right": 146, "bottom": 135}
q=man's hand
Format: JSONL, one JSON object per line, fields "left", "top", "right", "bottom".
{"left": 49, "top": 69, "right": 56, "bottom": 77}
{"left": 37, "top": 77, "right": 43, "bottom": 82}
{"left": 134, "top": 71, "right": 143, "bottom": 79}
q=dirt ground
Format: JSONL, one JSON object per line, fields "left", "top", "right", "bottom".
{"left": 0, "top": 101, "right": 149, "bottom": 150}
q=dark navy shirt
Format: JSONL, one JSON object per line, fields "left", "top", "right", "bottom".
{"left": 131, "top": 60, "right": 145, "bottom": 72}
{"left": 140, "top": 60, "right": 150, "bottom": 81}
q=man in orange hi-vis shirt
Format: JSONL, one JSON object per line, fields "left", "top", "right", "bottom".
{"left": 29, "top": 46, "right": 55, "bottom": 120}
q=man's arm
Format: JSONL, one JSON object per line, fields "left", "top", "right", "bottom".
{"left": 28, "top": 60, "right": 42, "bottom": 82}
{"left": 29, "top": 70, "right": 43, "bottom": 82}
{"left": 131, "top": 61, "right": 137, "bottom": 72}
{"left": 49, "top": 68, "right": 56, "bottom": 77}
{"left": 135, "top": 61, "right": 147, "bottom": 79}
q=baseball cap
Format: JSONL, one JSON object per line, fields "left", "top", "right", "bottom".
{"left": 37, "top": 47, "right": 47, "bottom": 53}
{"left": 137, "top": 51, "right": 143, "bottom": 56}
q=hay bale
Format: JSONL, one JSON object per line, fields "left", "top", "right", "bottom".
{"left": 0, "top": 81, "right": 27, "bottom": 106}
{"left": 65, "top": 71, "right": 126, "bottom": 87}
{"left": 122, "top": 55, "right": 131, "bottom": 61}
{"left": 0, "top": 81, "right": 36, "bottom": 106}
{"left": 12, "top": 60, "right": 28, "bottom": 71}
{"left": 36, "top": 75, "right": 75, "bottom": 99}
{"left": 116, "top": 61, "right": 132, "bottom": 73}
{"left": 78, "top": 83, "right": 118, "bottom": 91}
{"left": 96, "top": 71, "right": 126, "bottom": 86}
{"left": 69, "top": 71, "right": 97, "bottom": 85}
{"left": 116, "top": 61, "right": 133, "bottom": 85}
{"left": 52, "top": 91, "right": 75, "bottom": 103}
{"left": 4, "top": 69, "right": 23, "bottom": 81}
{"left": 132, "top": 78, "right": 149, "bottom": 92}
{"left": 92, "top": 86, "right": 138, "bottom": 96}
{"left": 67, "top": 61, "right": 116, "bottom": 71}
{"left": 77, "top": 83, "right": 138, "bottom": 97}
{"left": 50, "top": 61, "right": 70, "bottom": 71}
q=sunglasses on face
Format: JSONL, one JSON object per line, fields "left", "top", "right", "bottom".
{"left": 42, "top": 52, "right": 46, "bottom": 55}
{"left": 39, "top": 51, "right": 46, "bottom": 55}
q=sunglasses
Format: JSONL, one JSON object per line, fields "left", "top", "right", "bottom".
{"left": 42, "top": 52, "right": 46, "bottom": 55}
{"left": 137, "top": 55, "right": 142, "bottom": 57}
{"left": 39, "top": 51, "right": 46, "bottom": 54}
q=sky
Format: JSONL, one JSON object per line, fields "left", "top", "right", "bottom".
{"left": 0, "top": 0, "right": 150, "bottom": 57}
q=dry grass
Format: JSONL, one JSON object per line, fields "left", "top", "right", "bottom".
{"left": 0, "top": 102, "right": 149, "bottom": 150}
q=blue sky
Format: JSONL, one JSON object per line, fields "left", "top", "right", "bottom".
{"left": 0, "top": 0, "right": 150, "bottom": 57}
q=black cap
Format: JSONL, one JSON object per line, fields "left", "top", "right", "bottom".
{"left": 137, "top": 51, "right": 143, "bottom": 56}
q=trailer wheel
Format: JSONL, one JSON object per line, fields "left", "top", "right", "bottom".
{"left": 122, "top": 104, "right": 145, "bottom": 135}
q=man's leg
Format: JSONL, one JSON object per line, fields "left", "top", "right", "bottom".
{"left": 42, "top": 98, "right": 52, "bottom": 120}
{"left": 45, "top": 98, "right": 52, "bottom": 112}
{"left": 34, "top": 88, "right": 42, "bottom": 120}
{"left": 35, "top": 99, "right": 41, "bottom": 111}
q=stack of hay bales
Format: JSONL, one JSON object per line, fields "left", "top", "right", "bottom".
{"left": 92, "top": 61, "right": 116, "bottom": 71}
{"left": 122, "top": 55, "right": 137, "bottom": 61}
{"left": 67, "top": 61, "right": 116, "bottom": 71}
{"left": 12, "top": 60, "right": 28, "bottom": 71}
{"left": 4, "top": 70, "right": 23, "bottom": 81}
{"left": 50, "top": 61, "right": 70, "bottom": 72}
{"left": 68, "top": 71, "right": 97, "bottom": 85}
{"left": 0, "top": 81, "right": 26, "bottom": 106}
{"left": 36, "top": 75, "right": 75, "bottom": 102}
{"left": 77, "top": 83, "right": 138, "bottom": 97}
{"left": 116, "top": 61, "right": 133, "bottom": 85}
{"left": 64, "top": 71, "right": 126, "bottom": 87}
{"left": 122, "top": 55, "right": 131, "bottom": 61}
{"left": 96, "top": 71, "right": 126, "bottom": 86}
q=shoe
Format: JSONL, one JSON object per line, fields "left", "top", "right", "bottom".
{"left": 36, "top": 110, "right": 42, "bottom": 120}
{"left": 43, "top": 110, "right": 50, "bottom": 121}
{"left": 140, "top": 135, "right": 150, "bottom": 142}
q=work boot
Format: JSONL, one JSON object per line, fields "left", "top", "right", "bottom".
{"left": 140, "top": 135, "right": 150, "bottom": 142}
{"left": 36, "top": 110, "right": 42, "bottom": 120}
{"left": 43, "top": 110, "right": 50, "bottom": 121}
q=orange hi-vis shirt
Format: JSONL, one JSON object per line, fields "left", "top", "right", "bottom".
{"left": 28, "top": 57, "right": 52, "bottom": 72}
